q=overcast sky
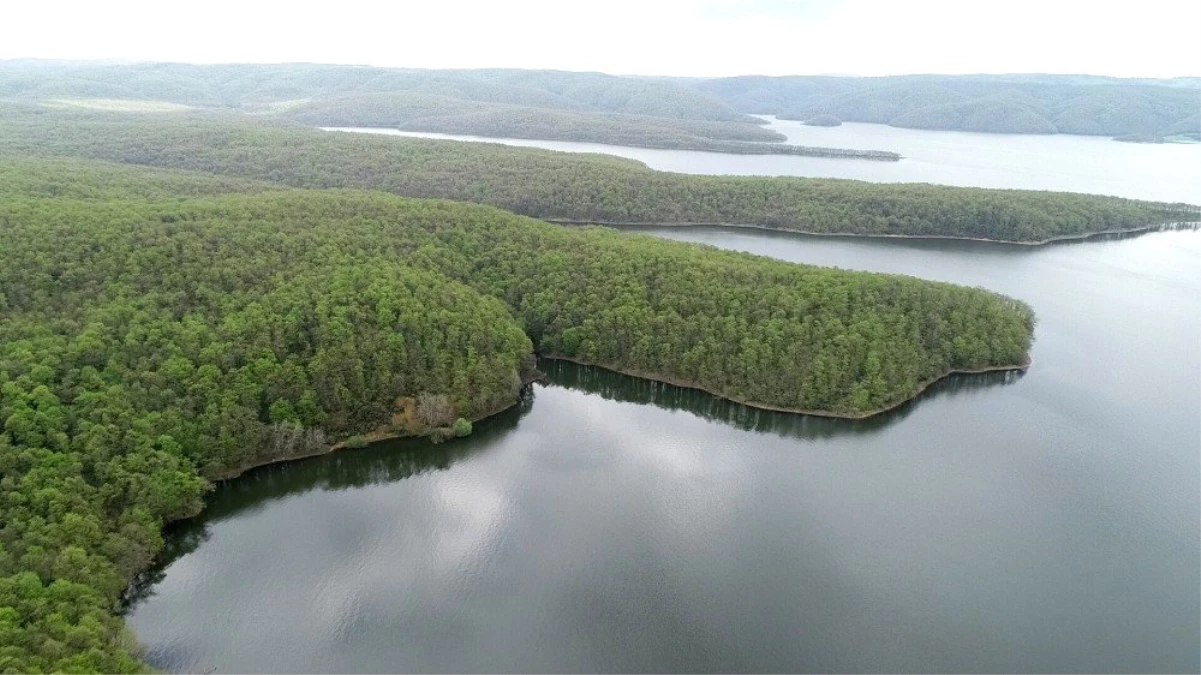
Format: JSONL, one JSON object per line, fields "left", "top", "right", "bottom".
{"left": 3, "top": 0, "right": 1198, "bottom": 78}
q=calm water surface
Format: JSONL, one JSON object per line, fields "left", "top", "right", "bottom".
{"left": 325, "top": 118, "right": 1201, "bottom": 203}
{"left": 126, "top": 228, "right": 1201, "bottom": 673}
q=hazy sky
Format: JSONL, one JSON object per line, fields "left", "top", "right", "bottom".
{"left": 3, "top": 0, "right": 1198, "bottom": 78}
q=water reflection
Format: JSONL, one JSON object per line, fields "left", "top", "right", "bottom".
{"left": 124, "top": 389, "right": 537, "bottom": 607}
{"left": 541, "top": 358, "right": 1025, "bottom": 440}
{"left": 123, "top": 228, "right": 1201, "bottom": 673}
{"left": 125, "top": 360, "right": 1022, "bottom": 609}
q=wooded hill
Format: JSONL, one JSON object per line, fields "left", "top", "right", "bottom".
{"left": 0, "top": 62, "right": 750, "bottom": 120}
{"left": 2, "top": 62, "right": 1194, "bottom": 144}
{"left": 2, "top": 62, "right": 847, "bottom": 157}
{"left": 0, "top": 107, "right": 1191, "bottom": 242}
{"left": 693, "top": 74, "right": 1201, "bottom": 139}
{"left": 282, "top": 92, "right": 898, "bottom": 159}
{"left": 0, "top": 156, "right": 1038, "bottom": 671}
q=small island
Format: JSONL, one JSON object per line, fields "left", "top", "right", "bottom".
{"left": 804, "top": 114, "right": 844, "bottom": 127}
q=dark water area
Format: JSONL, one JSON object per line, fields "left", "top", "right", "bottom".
{"left": 125, "top": 227, "right": 1201, "bottom": 673}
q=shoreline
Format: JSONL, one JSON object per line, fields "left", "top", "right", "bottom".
{"left": 197, "top": 347, "right": 1033, "bottom": 486}
{"left": 541, "top": 353, "right": 1032, "bottom": 420}
{"left": 321, "top": 126, "right": 900, "bottom": 161}
{"left": 141, "top": 355, "right": 1027, "bottom": 603}
{"left": 205, "top": 389, "right": 530, "bottom": 484}
{"left": 546, "top": 219, "right": 1199, "bottom": 246}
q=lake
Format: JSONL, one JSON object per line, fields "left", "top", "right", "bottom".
{"left": 125, "top": 222, "right": 1201, "bottom": 673}
{"left": 325, "top": 117, "right": 1201, "bottom": 204}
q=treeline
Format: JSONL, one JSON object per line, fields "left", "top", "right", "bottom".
{"left": 0, "top": 61, "right": 752, "bottom": 121}
{"left": 803, "top": 114, "right": 843, "bottom": 127}
{"left": 284, "top": 92, "right": 784, "bottom": 142}
{"left": 0, "top": 157, "right": 1038, "bottom": 671}
{"left": 0, "top": 61, "right": 905, "bottom": 159}
{"left": 694, "top": 74, "right": 1201, "bottom": 139}
{"left": 4, "top": 63, "right": 1197, "bottom": 141}
{"left": 0, "top": 109, "right": 1190, "bottom": 242}
{"left": 286, "top": 92, "right": 898, "bottom": 159}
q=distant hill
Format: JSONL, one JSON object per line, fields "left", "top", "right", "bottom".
{"left": 803, "top": 114, "right": 842, "bottom": 127}
{"left": 690, "top": 74, "right": 1201, "bottom": 139}
{"left": 0, "top": 61, "right": 909, "bottom": 158}
{"left": 282, "top": 91, "right": 785, "bottom": 144}
{"left": 0, "top": 61, "right": 751, "bottom": 121}
{"left": 282, "top": 92, "right": 896, "bottom": 159}
{"left": 3, "top": 62, "right": 1196, "bottom": 142}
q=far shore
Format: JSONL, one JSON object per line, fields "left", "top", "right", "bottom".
{"left": 319, "top": 126, "right": 901, "bottom": 161}
{"left": 546, "top": 219, "right": 1201, "bottom": 246}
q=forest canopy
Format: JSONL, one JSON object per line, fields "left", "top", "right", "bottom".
{"left": 0, "top": 108, "right": 1192, "bottom": 243}
{"left": 695, "top": 74, "right": 1201, "bottom": 139}
{"left": 0, "top": 60, "right": 1194, "bottom": 675}
{"left": 0, "top": 63, "right": 1193, "bottom": 675}
{"left": 0, "top": 156, "right": 1039, "bottom": 671}
{"left": 280, "top": 92, "right": 897, "bottom": 159}
{"left": 0, "top": 62, "right": 751, "bottom": 121}
{"left": 2, "top": 63, "right": 1194, "bottom": 141}
{"left": 1, "top": 62, "right": 853, "bottom": 157}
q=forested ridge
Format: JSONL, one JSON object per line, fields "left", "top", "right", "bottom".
{"left": 0, "top": 62, "right": 751, "bottom": 121}
{"left": 0, "top": 60, "right": 1190, "bottom": 675}
{"left": 0, "top": 108, "right": 1191, "bottom": 243}
{"left": 6, "top": 62, "right": 886, "bottom": 158}
{"left": 693, "top": 74, "right": 1201, "bottom": 139}
{"left": 0, "top": 156, "right": 1040, "bottom": 671}
{"left": 3, "top": 63, "right": 1193, "bottom": 142}
{"left": 285, "top": 92, "right": 898, "bottom": 159}
{"left": 288, "top": 91, "right": 780, "bottom": 140}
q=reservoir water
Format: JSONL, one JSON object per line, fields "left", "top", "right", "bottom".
{"left": 126, "top": 126, "right": 1201, "bottom": 673}
{"left": 325, "top": 117, "right": 1201, "bottom": 204}
{"left": 126, "top": 226, "right": 1201, "bottom": 673}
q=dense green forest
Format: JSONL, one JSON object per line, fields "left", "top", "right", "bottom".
{"left": 693, "top": 74, "right": 1201, "bottom": 138}
{"left": 285, "top": 91, "right": 783, "bottom": 141}
{"left": 0, "top": 62, "right": 1190, "bottom": 675}
{"left": 0, "top": 108, "right": 1191, "bottom": 242}
{"left": 4, "top": 62, "right": 1194, "bottom": 148}
{"left": 0, "top": 62, "right": 909, "bottom": 159}
{"left": 283, "top": 92, "right": 898, "bottom": 159}
{"left": 0, "top": 62, "right": 750, "bottom": 121}
{"left": 0, "top": 156, "right": 1039, "bottom": 671}
{"left": 0, "top": 61, "right": 827, "bottom": 157}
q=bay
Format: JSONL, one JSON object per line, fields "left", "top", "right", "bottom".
{"left": 126, "top": 225, "right": 1201, "bottom": 673}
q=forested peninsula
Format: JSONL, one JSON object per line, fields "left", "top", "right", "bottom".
{"left": 0, "top": 60, "right": 1194, "bottom": 675}
{"left": 0, "top": 108, "right": 1192, "bottom": 243}
{"left": 0, "top": 155, "right": 1041, "bottom": 671}
{"left": 288, "top": 92, "right": 899, "bottom": 160}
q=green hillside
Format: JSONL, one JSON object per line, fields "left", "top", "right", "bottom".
{"left": 0, "top": 157, "right": 1039, "bottom": 671}
{"left": 694, "top": 74, "right": 1200, "bottom": 139}
{"left": 1, "top": 108, "right": 1189, "bottom": 242}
